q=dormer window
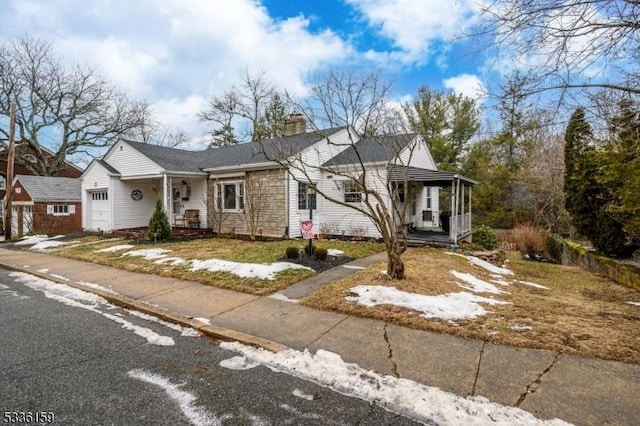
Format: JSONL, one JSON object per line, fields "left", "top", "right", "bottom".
{"left": 23, "top": 154, "right": 37, "bottom": 163}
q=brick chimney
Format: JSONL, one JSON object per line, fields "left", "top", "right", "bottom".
{"left": 284, "top": 113, "right": 307, "bottom": 136}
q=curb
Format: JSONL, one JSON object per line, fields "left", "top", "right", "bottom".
{"left": 0, "top": 261, "right": 289, "bottom": 353}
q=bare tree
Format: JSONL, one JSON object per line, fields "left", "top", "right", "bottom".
{"left": 134, "top": 114, "right": 190, "bottom": 148}
{"left": 477, "top": 0, "right": 640, "bottom": 97}
{"left": 242, "top": 175, "right": 268, "bottom": 240}
{"left": 0, "top": 35, "right": 148, "bottom": 175}
{"left": 199, "top": 70, "right": 278, "bottom": 144}
{"left": 265, "top": 71, "right": 415, "bottom": 279}
{"left": 206, "top": 180, "right": 231, "bottom": 235}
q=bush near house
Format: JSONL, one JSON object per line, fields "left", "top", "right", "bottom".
{"left": 285, "top": 246, "right": 300, "bottom": 259}
{"left": 147, "top": 199, "right": 171, "bottom": 240}
{"left": 472, "top": 225, "right": 499, "bottom": 250}
{"left": 314, "top": 247, "right": 328, "bottom": 260}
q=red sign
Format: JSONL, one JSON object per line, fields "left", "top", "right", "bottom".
{"left": 300, "top": 220, "right": 315, "bottom": 239}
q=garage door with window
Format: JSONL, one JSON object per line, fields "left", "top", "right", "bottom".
{"left": 89, "top": 190, "right": 110, "bottom": 231}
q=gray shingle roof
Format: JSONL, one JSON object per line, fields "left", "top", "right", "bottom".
{"left": 387, "top": 165, "right": 477, "bottom": 185}
{"left": 15, "top": 175, "right": 81, "bottom": 202}
{"left": 323, "top": 133, "right": 417, "bottom": 166}
{"left": 95, "top": 159, "right": 120, "bottom": 175}
{"left": 119, "top": 127, "right": 346, "bottom": 173}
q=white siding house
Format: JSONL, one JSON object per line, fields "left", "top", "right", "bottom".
{"left": 83, "top": 121, "right": 475, "bottom": 242}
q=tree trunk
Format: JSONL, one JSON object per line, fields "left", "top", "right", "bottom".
{"left": 387, "top": 250, "right": 405, "bottom": 280}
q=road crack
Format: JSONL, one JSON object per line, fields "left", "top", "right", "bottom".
{"left": 383, "top": 323, "right": 399, "bottom": 378}
{"left": 515, "top": 353, "right": 560, "bottom": 407}
{"left": 471, "top": 340, "right": 486, "bottom": 396}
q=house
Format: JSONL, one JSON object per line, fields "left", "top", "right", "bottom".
{"left": 1, "top": 144, "right": 84, "bottom": 230}
{"left": 81, "top": 119, "right": 475, "bottom": 243}
{"left": 6, "top": 175, "right": 82, "bottom": 236}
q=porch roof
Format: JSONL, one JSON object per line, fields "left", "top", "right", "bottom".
{"left": 387, "top": 165, "right": 478, "bottom": 186}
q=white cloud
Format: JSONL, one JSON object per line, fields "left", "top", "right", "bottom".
{"left": 443, "top": 74, "right": 486, "bottom": 100}
{"left": 1, "top": 0, "right": 349, "bottom": 141}
{"left": 346, "top": 0, "right": 480, "bottom": 64}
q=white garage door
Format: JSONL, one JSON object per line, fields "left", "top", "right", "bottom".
{"left": 89, "top": 191, "right": 110, "bottom": 231}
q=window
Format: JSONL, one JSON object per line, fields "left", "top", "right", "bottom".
{"left": 47, "top": 204, "right": 75, "bottom": 216}
{"left": 215, "top": 181, "right": 245, "bottom": 211}
{"left": 425, "top": 187, "right": 432, "bottom": 209}
{"left": 23, "top": 154, "right": 37, "bottom": 163}
{"left": 91, "top": 191, "right": 108, "bottom": 201}
{"left": 0, "top": 175, "right": 5, "bottom": 190}
{"left": 343, "top": 181, "right": 362, "bottom": 203}
{"left": 393, "top": 183, "right": 405, "bottom": 203}
{"left": 297, "top": 183, "right": 317, "bottom": 210}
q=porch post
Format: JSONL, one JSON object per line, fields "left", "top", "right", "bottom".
{"left": 163, "top": 173, "right": 170, "bottom": 229}
{"left": 468, "top": 184, "right": 472, "bottom": 232}
{"left": 450, "top": 180, "right": 455, "bottom": 242}
{"left": 461, "top": 183, "right": 465, "bottom": 234}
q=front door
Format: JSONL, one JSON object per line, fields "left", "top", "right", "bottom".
{"left": 172, "top": 187, "right": 182, "bottom": 216}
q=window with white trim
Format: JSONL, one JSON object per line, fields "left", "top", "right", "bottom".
{"left": 297, "top": 182, "right": 317, "bottom": 210}
{"left": 343, "top": 180, "right": 362, "bottom": 203}
{"left": 0, "top": 175, "right": 5, "bottom": 190}
{"left": 47, "top": 204, "right": 76, "bottom": 216}
{"left": 23, "top": 154, "right": 37, "bottom": 163}
{"left": 425, "top": 187, "right": 432, "bottom": 209}
{"left": 214, "top": 181, "right": 245, "bottom": 211}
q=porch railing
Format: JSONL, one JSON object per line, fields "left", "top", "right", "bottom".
{"left": 450, "top": 213, "right": 472, "bottom": 239}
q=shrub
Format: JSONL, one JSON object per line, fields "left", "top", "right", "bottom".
{"left": 314, "top": 247, "right": 328, "bottom": 260}
{"left": 513, "top": 223, "right": 547, "bottom": 258}
{"left": 473, "top": 225, "right": 498, "bottom": 250}
{"left": 285, "top": 246, "right": 299, "bottom": 259}
{"left": 147, "top": 199, "right": 171, "bottom": 240}
{"left": 547, "top": 233, "right": 564, "bottom": 263}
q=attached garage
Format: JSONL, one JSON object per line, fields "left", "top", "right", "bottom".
{"left": 88, "top": 190, "right": 111, "bottom": 231}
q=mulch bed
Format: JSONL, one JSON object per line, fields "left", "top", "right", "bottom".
{"left": 280, "top": 254, "right": 355, "bottom": 273}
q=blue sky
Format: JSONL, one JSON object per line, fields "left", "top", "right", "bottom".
{"left": 0, "top": 0, "right": 491, "bottom": 148}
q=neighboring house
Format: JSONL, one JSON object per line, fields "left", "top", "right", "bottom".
{"left": 6, "top": 175, "right": 82, "bottom": 236}
{"left": 81, "top": 119, "right": 475, "bottom": 242}
{"left": 1, "top": 144, "right": 84, "bottom": 230}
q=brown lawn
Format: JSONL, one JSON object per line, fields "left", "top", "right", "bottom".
{"left": 53, "top": 237, "right": 384, "bottom": 295}
{"left": 302, "top": 247, "right": 640, "bottom": 365}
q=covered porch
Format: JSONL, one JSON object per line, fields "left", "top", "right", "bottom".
{"left": 388, "top": 165, "right": 477, "bottom": 244}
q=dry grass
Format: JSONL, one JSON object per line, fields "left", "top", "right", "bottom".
{"left": 53, "top": 237, "right": 384, "bottom": 295}
{"left": 302, "top": 248, "right": 640, "bottom": 365}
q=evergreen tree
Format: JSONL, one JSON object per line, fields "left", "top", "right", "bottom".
{"left": 208, "top": 124, "right": 237, "bottom": 149}
{"left": 254, "top": 93, "right": 287, "bottom": 140}
{"left": 563, "top": 106, "right": 636, "bottom": 256}
{"left": 147, "top": 199, "right": 171, "bottom": 240}
{"left": 404, "top": 86, "right": 480, "bottom": 171}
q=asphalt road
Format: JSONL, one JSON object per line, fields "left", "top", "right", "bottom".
{"left": 0, "top": 267, "right": 421, "bottom": 425}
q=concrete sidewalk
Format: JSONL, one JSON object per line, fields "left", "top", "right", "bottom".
{"left": 1, "top": 247, "right": 639, "bottom": 425}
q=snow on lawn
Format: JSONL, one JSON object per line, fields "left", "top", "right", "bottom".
{"left": 219, "top": 342, "right": 570, "bottom": 426}
{"left": 9, "top": 272, "right": 177, "bottom": 346}
{"left": 14, "top": 234, "right": 63, "bottom": 246}
{"left": 30, "top": 240, "right": 71, "bottom": 252}
{"left": 514, "top": 279, "right": 549, "bottom": 290}
{"left": 116, "top": 248, "right": 313, "bottom": 280}
{"left": 190, "top": 258, "right": 313, "bottom": 280}
{"left": 346, "top": 285, "right": 508, "bottom": 320}
{"left": 627, "top": 302, "right": 640, "bottom": 307}
{"left": 122, "top": 248, "right": 172, "bottom": 260}
{"left": 446, "top": 252, "right": 514, "bottom": 275}
{"left": 511, "top": 325, "right": 533, "bottom": 332}
{"left": 95, "top": 244, "right": 135, "bottom": 253}
{"left": 451, "top": 271, "right": 507, "bottom": 295}
{"left": 327, "top": 249, "right": 344, "bottom": 256}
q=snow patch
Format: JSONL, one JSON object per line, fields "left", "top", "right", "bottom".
{"left": 219, "top": 342, "right": 570, "bottom": 425}
{"left": 346, "top": 285, "right": 508, "bottom": 320}
{"left": 514, "top": 280, "right": 548, "bottom": 290}
{"left": 190, "top": 259, "right": 313, "bottom": 280}
{"left": 446, "top": 252, "right": 514, "bottom": 275}
{"left": 451, "top": 271, "right": 507, "bottom": 294}
{"left": 194, "top": 317, "right": 211, "bottom": 325}
{"left": 292, "top": 388, "right": 315, "bottom": 401}
{"left": 128, "top": 369, "right": 220, "bottom": 426}
{"left": 95, "top": 244, "right": 135, "bottom": 253}
{"left": 511, "top": 325, "right": 533, "bottom": 332}
{"left": 37, "top": 268, "right": 50, "bottom": 273}
{"left": 9, "top": 272, "right": 175, "bottom": 346}
{"left": 122, "top": 248, "right": 172, "bottom": 260}
{"left": 77, "top": 281, "right": 118, "bottom": 294}
{"left": 268, "top": 293, "right": 300, "bottom": 303}
{"left": 219, "top": 355, "right": 260, "bottom": 370}
{"left": 50, "top": 273, "right": 70, "bottom": 281}
{"left": 327, "top": 249, "right": 344, "bottom": 256}
{"left": 15, "top": 234, "right": 63, "bottom": 246}
{"left": 626, "top": 301, "right": 640, "bottom": 307}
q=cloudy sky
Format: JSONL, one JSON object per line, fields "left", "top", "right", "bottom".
{"left": 1, "top": 0, "right": 491, "bottom": 148}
